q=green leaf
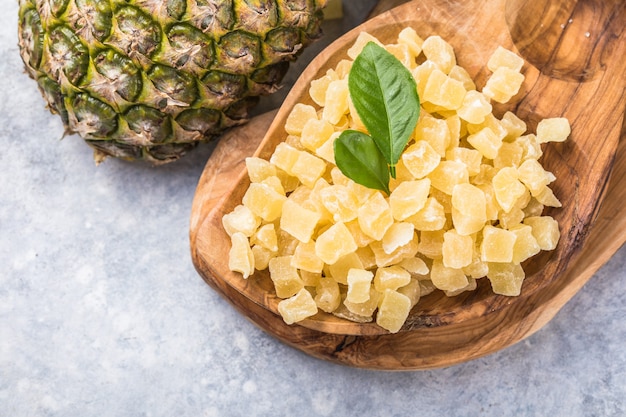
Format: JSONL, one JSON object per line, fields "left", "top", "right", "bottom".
{"left": 334, "top": 130, "right": 390, "bottom": 194}
{"left": 348, "top": 42, "right": 420, "bottom": 177}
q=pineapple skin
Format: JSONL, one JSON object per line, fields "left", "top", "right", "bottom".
{"left": 17, "top": 0, "right": 327, "bottom": 164}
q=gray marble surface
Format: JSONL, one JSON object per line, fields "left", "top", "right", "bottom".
{"left": 2, "top": 2, "right": 625, "bottom": 416}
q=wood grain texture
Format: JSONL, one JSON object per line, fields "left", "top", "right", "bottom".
{"left": 190, "top": 0, "right": 626, "bottom": 369}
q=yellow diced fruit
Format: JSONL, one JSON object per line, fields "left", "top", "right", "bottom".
{"left": 309, "top": 74, "right": 333, "bottom": 106}
{"left": 418, "top": 229, "right": 445, "bottom": 259}
{"left": 268, "top": 256, "right": 304, "bottom": 298}
{"left": 487, "top": 46, "right": 524, "bottom": 72}
{"left": 480, "top": 225, "right": 517, "bottom": 263}
{"left": 498, "top": 207, "right": 525, "bottom": 230}
{"left": 347, "top": 32, "right": 383, "bottom": 59}
{"left": 518, "top": 158, "right": 551, "bottom": 195}
{"left": 399, "top": 257, "right": 429, "bottom": 276}
{"left": 515, "top": 134, "right": 543, "bottom": 161}
{"left": 487, "top": 262, "right": 525, "bottom": 296}
{"left": 327, "top": 252, "right": 364, "bottom": 285}
{"left": 463, "top": 249, "right": 489, "bottom": 279}
{"left": 242, "top": 183, "right": 287, "bottom": 222}
{"left": 483, "top": 67, "right": 524, "bottom": 103}
{"left": 421, "top": 35, "right": 456, "bottom": 74}
{"left": 448, "top": 65, "right": 476, "bottom": 90}
{"left": 430, "top": 259, "right": 469, "bottom": 292}
{"left": 445, "top": 114, "right": 462, "bottom": 149}
{"left": 389, "top": 179, "right": 431, "bottom": 221}
{"left": 445, "top": 147, "right": 482, "bottom": 177}
{"left": 501, "top": 111, "right": 527, "bottom": 140}
{"left": 536, "top": 117, "right": 571, "bottom": 143}
{"left": 442, "top": 229, "right": 474, "bottom": 269}
{"left": 402, "top": 140, "right": 441, "bottom": 179}
{"left": 511, "top": 224, "right": 541, "bottom": 264}
{"left": 314, "top": 277, "right": 341, "bottom": 313}
{"left": 452, "top": 183, "right": 487, "bottom": 221}
{"left": 397, "top": 26, "right": 424, "bottom": 58}
{"left": 251, "top": 223, "right": 278, "bottom": 252}
{"left": 428, "top": 160, "right": 469, "bottom": 195}
{"left": 357, "top": 193, "right": 394, "bottom": 241}
{"left": 291, "top": 150, "right": 327, "bottom": 188}
{"left": 414, "top": 113, "right": 451, "bottom": 156}
{"left": 260, "top": 175, "right": 285, "bottom": 195}
{"left": 373, "top": 265, "right": 411, "bottom": 292}
{"left": 278, "top": 288, "right": 318, "bottom": 325}
{"left": 285, "top": 103, "right": 317, "bottom": 135}
{"left": 222, "top": 204, "right": 260, "bottom": 237}
{"left": 476, "top": 183, "right": 500, "bottom": 221}
{"left": 300, "top": 118, "right": 335, "bottom": 152}
{"left": 386, "top": 43, "right": 414, "bottom": 69}
{"left": 523, "top": 216, "right": 560, "bottom": 250}
{"left": 492, "top": 167, "right": 528, "bottom": 213}
{"left": 292, "top": 240, "right": 324, "bottom": 273}
{"left": 315, "top": 131, "right": 339, "bottom": 164}
{"left": 245, "top": 157, "right": 277, "bottom": 183}
{"left": 346, "top": 269, "right": 374, "bottom": 303}
{"left": 423, "top": 69, "right": 466, "bottom": 110}
{"left": 412, "top": 60, "right": 439, "bottom": 98}
{"left": 356, "top": 245, "right": 377, "bottom": 270}
{"left": 494, "top": 142, "right": 523, "bottom": 169}
{"left": 405, "top": 197, "right": 446, "bottom": 231}
{"left": 228, "top": 232, "right": 255, "bottom": 279}
{"left": 300, "top": 270, "right": 321, "bottom": 286}
{"left": 251, "top": 245, "right": 272, "bottom": 270}
{"left": 382, "top": 222, "right": 415, "bottom": 254}
{"left": 344, "top": 287, "right": 380, "bottom": 317}
{"left": 319, "top": 184, "right": 359, "bottom": 223}
{"left": 344, "top": 219, "right": 375, "bottom": 248}
{"left": 444, "top": 277, "right": 477, "bottom": 297}
{"left": 370, "top": 236, "right": 419, "bottom": 268}
{"left": 314, "top": 222, "right": 358, "bottom": 265}
{"left": 270, "top": 142, "right": 300, "bottom": 174}
{"left": 534, "top": 186, "right": 562, "bottom": 208}
{"left": 276, "top": 169, "right": 300, "bottom": 193}
{"left": 397, "top": 278, "right": 421, "bottom": 307}
{"left": 322, "top": 79, "right": 349, "bottom": 124}
{"left": 376, "top": 289, "right": 412, "bottom": 333}
{"left": 467, "top": 127, "right": 502, "bottom": 159}
{"left": 457, "top": 90, "right": 492, "bottom": 124}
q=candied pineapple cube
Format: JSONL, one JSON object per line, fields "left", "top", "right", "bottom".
{"left": 501, "top": 111, "right": 527, "bottom": 140}
{"left": 494, "top": 141, "right": 523, "bottom": 169}
{"left": 418, "top": 229, "right": 445, "bottom": 259}
{"left": 315, "top": 222, "right": 358, "bottom": 265}
{"left": 357, "top": 193, "right": 394, "bottom": 241}
{"left": 292, "top": 240, "right": 324, "bottom": 273}
{"left": 251, "top": 245, "right": 272, "bottom": 270}
{"left": 402, "top": 140, "right": 441, "bottom": 179}
{"left": 370, "top": 235, "right": 419, "bottom": 268}
{"left": 414, "top": 113, "right": 451, "bottom": 156}
{"left": 451, "top": 183, "right": 487, "bottom": 220}
{"left": 515, "top": 134, "right": 543, "bottom": 161}
{"left": 446, "top": 147, "right": 482, "bottom": 176}
{"left": 457, "top": 90, "right": 492, "bottom": 124}
{"left": 328, "top": 252, "right": 364, "bottom": 285}
{"left": 261, "top": 175, "right": 285, "bottom": 195}
{"left": 518, "top": 158, "right": 551, "bottom": 195}
{"left": 510, "top": 224, "right": 541, "bottom": 264}
{"left": 430, "top": 259, "right": 469, "bottom": 292}
{"left": 251, "top": 223, "right": 278, "bottom": 252}
{"left": 278, "top": 288, "right": 318, "bottom": 325}
{"left": 467, "top": 127, "right": 502, "bottom": 159}
{"left": 285, "top": 103, "right": 317, "bottom": 135}
{"left": 356, "top": 245, "right": 377, "bottom": 270}
{"left": 268, "top": 256, "right": 304, "bottom": 298}
{"left": 428, "top": 160, "right": 469, "bottom": 195}
{"left": 463, "top": 248, "right": 489, "bottom": 278}
{"left": 242, "top": 183, "right": 287, "bottom": 222}
{"left": 386, "top": 43, "right": 414, "bottom": 69}
{"left": 300, "top": 118, "right": 335, "bottom": 152}
{"left": 373, "top": 265, "right": 411, "bottom": 291}
{"left": 315, "top": 131, "right": 339, "bottom": 164}
{"left": 398, "top": 26, "right": 424, "bottom": 58}
{"left": 322, "top": 79, "right": 349, "bottom": 125}
{"left": 534, "top": 186, "right": 562, "bottom": 207}
{"left": 319, "top": 184, "right": 359, "bottom": 223}
{"left": 481, "top": 225, "right": 517, "bottom": 263}
{"left": 487, "top": 262, "right": 525, "bottom": 296}
{"left": 492, "top": 166, "right": 528, "bottom": 213}
{"left": 315, "top": 277, "right": 341, "bottom": 313}
{"left": 344, "top": 287, "right": 380, "bottom": 317}
{"left": 376, "top": 289, "right": 412, "bottom": 333}
{"left": 291, "top": 150, "right": 327, "bottom": 188}
{"left": 228, "top": 232, "right": 255, "bottom": 279}
{"left": 389, "top": 179, "right": 431, "bottom": 221}
{"left": 222, "top": 204, "right": 260, "bottom": 237}
{"left": 537, "top": 117, "right": 571, "bottom": 143}
{"left": 523, "top": 216, "right": 560, "bottom": 250}
{"left": 487, "top": 46, "right": 524, "bottom": 72}
{"left": 382, "top": 222, "right": 415, "bottom": 254}
{"left": 309, "top": 74, "right": 333, "bottom": 106}
{"left": 347, "top": 32, "right": 383, "bottom": 59}
{"left": 413, "top": 60, "right": 439, "bottom": 97}
{"left": 442, "top": 229, "right": 474, "bottom": 268}
{"left": 423, "top": 69, "right": 466, "bottom": 110}
{"left": 399, "top": 257, "right": 429, "bottom": 276}
{"left": 448, "top": 65, "right": 476, "bottom": 90}
{"left": 300, "top": 270, "right": 321, "bottom": 287}
{"left": 397, "top": 278, "right": 422, "bottom": 307}
{"left": 422, "top": 35, "right": 456, "bottom": 74}
{"left": 344, "top": 219, "right": 375, "bottom": 247}
{"left": 483, "top": 67, "right": 524, "bottom": 103}
{"left": 270, "top": 142, "right": 300, "bottom": 174}
{"left": 246, "top": 157, "right": 277, "bottom": 183}
{"left": 346, "top": 268, "right": 374, "bottom": 303}
{"left": 405, "top": 197, "right": 446, "bottom": 231}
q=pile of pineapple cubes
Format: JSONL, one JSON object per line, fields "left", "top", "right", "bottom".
{"left": 223, "top": 28, "right": 570, "bottom": 333}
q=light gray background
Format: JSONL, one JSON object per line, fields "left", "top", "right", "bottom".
{"left": 2, "top": 1, "right": 625, "bottom": 416}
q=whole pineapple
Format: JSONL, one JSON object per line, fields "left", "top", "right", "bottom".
{"left": 18, "top": 0, "right": 327, "bottom": 164}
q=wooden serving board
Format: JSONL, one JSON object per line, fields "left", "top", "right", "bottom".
{"left": 190, "top": 0, "right": 626, "bottom": 369}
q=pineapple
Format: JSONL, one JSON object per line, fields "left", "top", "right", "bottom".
{"left": 17, "top": 0, "right": 327, "bottom": 164}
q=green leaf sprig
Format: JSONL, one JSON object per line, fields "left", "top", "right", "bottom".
{"left": 334, "top": 42, "right": 420, "bottom": 194}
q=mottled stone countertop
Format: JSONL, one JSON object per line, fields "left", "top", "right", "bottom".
{"left": 2, "top": 2, "right": 625, "bottom": 416}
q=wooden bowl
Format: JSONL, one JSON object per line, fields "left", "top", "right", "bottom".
{"left": 190, "top": 0, "right": 626, "bottom": 369}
